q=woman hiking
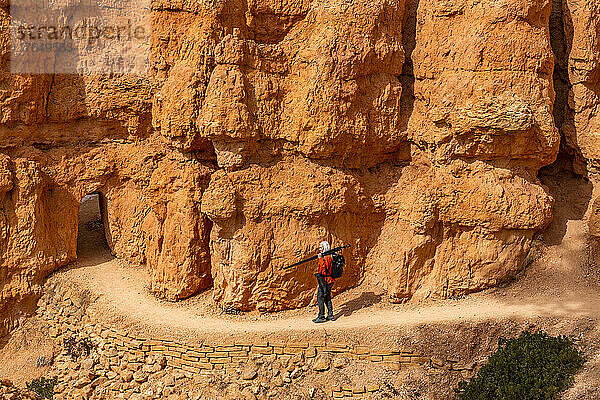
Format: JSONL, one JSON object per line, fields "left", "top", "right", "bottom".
{"left": 313, "top": 241, "right": 336, "bottom": 323}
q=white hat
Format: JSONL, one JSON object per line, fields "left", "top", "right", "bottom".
{"left": 319, "top": 241, "right": 331, "bottom": 253}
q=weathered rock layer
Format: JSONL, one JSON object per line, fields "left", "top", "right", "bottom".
{"left": 2, "top": 0, "right": 599, "bottom": 331}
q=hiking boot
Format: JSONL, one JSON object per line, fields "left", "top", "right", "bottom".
{"left": 327, "top": 314, "right": 336, "bottom": 321}
{"left": 312, "top": 316, "right": 327, "bottom": 323}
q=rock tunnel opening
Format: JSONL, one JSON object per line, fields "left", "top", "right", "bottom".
{"left": 76, "top": 192, "right": 112, "bottom": 261}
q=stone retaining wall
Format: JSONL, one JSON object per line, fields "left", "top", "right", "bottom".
{"left": 91, "top": 328, "right": 472, "bottom": 376}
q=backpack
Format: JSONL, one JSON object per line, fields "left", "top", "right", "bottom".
{"left": 330, "top": 253, "right": 345, "bottom": 279}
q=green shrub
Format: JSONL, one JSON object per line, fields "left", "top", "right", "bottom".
{"left": 26, "top": 377, "right": 58, "bottom": 399}
{"left": 456, "top": 331, "right": 585, "bottom": 400}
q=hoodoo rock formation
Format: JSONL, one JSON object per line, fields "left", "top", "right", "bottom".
{"left": 0, "top": 0, "right": 599, "bottom": 333}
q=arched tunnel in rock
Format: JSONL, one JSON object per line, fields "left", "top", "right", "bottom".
{"left": 76, "top": 192, "right": 113, "bottom": 263}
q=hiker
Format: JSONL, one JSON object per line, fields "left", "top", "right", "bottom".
{"left": 313, "top": 240, "right": 336, "bottom": 323}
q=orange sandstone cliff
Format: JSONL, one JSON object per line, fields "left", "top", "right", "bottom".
{"left": 0, "top": 0, "right": 598, "bottom": 335}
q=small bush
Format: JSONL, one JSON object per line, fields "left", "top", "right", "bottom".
{"left": 456, "top": 331, "right": 585, "bottom": 400}
{"left": 63, "top": 336, "right": 95, "bottom": 360}
{"left": 26, "top": 377, "right": 57, "bottom": 399}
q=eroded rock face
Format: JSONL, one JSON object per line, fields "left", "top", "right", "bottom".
{"left": 408, "top": 0, "right": 558, "bottom": 169}
{"left": 1, "top": 0, "right": 592, "bottom": 333}
{"left": 366, "top": 158, "right": 552, "bottom": 301}
{"left": 0, "top": 155, "right": 77, "bottom": 336}
{"left": 193, "top": 0, "right": 406, "bottom": 169}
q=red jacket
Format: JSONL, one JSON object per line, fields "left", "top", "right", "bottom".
{"left": 318, "top": 255, "right": 334, "bottom": 284}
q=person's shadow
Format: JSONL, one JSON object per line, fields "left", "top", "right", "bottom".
{"left": 334, "top": 292, "right": 383, "bottom": 319}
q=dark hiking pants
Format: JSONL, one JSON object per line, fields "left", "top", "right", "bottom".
{"left": 316, "top": 273, "right": 334, "bottom": 318}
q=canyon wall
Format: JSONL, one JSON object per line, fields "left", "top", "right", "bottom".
{"left": 0, "top": 0, "right": 598, "bottom": 331}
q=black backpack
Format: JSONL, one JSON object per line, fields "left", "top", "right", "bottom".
{"left": 331, "top": 253, "right": 345, "bottom": 279}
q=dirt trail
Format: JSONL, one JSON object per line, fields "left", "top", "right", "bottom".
{"left": 61, "top": 177, "right": 600, "bottom": 336}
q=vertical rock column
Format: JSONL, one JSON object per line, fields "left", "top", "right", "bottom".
{"left": 0, "top": 155, "right": 78, "bottom": 336}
